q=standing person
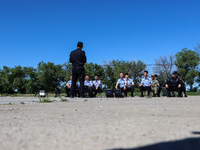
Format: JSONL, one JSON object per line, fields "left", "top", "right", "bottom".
{"left": 69, "top": 42, "right": 86, "bottom": 98}
{"left": 139, "top": 70, "right": 153, "bottom": 97}
{"left": 124, "top": 73, "right": 134, "bottom": 97}
{"left": 93, "top": 75, "right": 103, "bottom": 97}
{"left": 165, "top": 71, "right": 182, "bottom": 97}
{"left": 151, "top": 74, "right": 160, "bottom": 97}
{"left": 115, "top": 72, "right": 127, "bottom": 97}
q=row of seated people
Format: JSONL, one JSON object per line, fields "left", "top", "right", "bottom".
{"left": 65, "top": 70, "right": 187, "bottom": 98}
{"left": 115, "top": 70, "right": 187, "bottom": 97}
{"left": 65, "top": 74, "right": 103, "bottom": 97}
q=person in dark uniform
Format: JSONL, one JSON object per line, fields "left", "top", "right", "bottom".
{"left": 165, "top": 71, "right": 182, "bottom": 97}
{"left": 177, "top": 73, "right": 187, "bottom": 97}
{"left": 69, "top": 42, "right": 86, "bottom": 98}
{"left": 154, "top": 74, "right": 162, "bottom": 97}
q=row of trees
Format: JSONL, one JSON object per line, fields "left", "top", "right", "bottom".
{"left": 153, "top": 47, "right": 200, "bottom": 91}
{"left": 1, "top": 44, "right": 199, "bottom": 94}
{"left": 0, "top": 60, "right": 146, "bottom": 94}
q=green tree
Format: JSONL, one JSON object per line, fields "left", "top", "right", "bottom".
{"left": 0, "top": 66, "right": 14, "bottom": 94}
{"left": 175, "top": 48, "right": 199, "bottom": 90}
{"left": 37, "top": 61, "right": 65, "bottom": 93}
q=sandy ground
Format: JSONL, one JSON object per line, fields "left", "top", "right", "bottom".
{"left": 0, "top": 96, "right": 200, "bottom": 150}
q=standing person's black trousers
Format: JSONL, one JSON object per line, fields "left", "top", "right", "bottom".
{"left": 124, "top": 86, "right": 134, "bottom": 97}
{"left": 70, "top": 66, "right": 85, "bottom": 97}
{"left": 140, "top": 86, "right": 151, "bottom": 96}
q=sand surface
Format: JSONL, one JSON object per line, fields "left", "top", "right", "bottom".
{"left": 0, "top": 96, "right": 200, "bottom": 150}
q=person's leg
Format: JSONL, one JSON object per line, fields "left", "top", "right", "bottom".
{"left": 140, "top": 86, "right": 144, "bottom": 97}
{"left": 157, "top": 87, "right": 162, "bottom": 97}
{"left": 124, "top": 88, "right": 127, "bottom": 97}
{"left": 131, "top": 86, "right": 134, "bottom": 97}
{"left": 70, "top": 67, "right": 78, "bottom": 97}
{"left": 166, "top": 86, "right": 171, "bottom": 97}
{"left": 152, "top": 87, "right": 156, "bottom": 97}
{"left": 78, "top": 66, "right": 85, "bottom": 97}
{"left": 147, "top": 86, "right": 151, "bottom": 96}
{"left": 177, "top": 87, "right": 182, "bottom": 97}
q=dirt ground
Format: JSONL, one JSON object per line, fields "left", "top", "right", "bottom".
{"left": 0, "top": 96, "right": 200, "bottom": 150}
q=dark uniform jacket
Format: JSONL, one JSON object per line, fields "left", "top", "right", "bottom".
{"left": 69, "top": 48, "right": 86, "bottom": 66}
{"left": 166, "top": 77, "right": 181, "bottom": 88}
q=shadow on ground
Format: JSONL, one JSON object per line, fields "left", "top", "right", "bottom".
{"left": 110, "top": 137, "right": 200, "bottom": 150}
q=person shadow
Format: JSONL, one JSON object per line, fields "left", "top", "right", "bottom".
{"left": 110, "top": 132, "right": 200, "bottom": 150}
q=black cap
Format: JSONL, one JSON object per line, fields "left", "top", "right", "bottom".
{"left": 173, "top": 71, "right": 177, "bottom": 74}
{"left": 155, "top": 74, "right": 158, "bottom": 77}
{"left": 77, "top": 42, "right": 83, "bottom": 47}
{"left": 177, "top": 73, "right": 180, "bottom": 76}
{"left": 144, "top": 70, "right": 148, "bottom": 73}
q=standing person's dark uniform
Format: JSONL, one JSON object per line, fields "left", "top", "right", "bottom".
{"left": 165, "top": 71, "right": 182, "bottom": 97}
{"left": 69, "top": 42, "right": 86, "bottom": 98}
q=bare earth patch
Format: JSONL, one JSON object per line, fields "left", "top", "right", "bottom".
{"left": 0, "top": 96, "right": 200, "bottom": 150}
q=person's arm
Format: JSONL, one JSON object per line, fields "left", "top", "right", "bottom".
{"left": 69, "top": 52, "right": 73, "bottom": 63}
{"left": 82, "top": 51, "right": 86, "bottom": 64}
{"left": 115, "top": 83, "right": 118, "bottom": 89}
{"left": 89, "top": 81, "right": 93, "bottom": 87}
{"left": 140, "top": 80, "right": 144, "bottom": 86}
{"left": 165, "top": 79, "right": 170, "bottom": 88}
{"left": 178, "top": 79, "right": 181, "bottom": 88}
{"left": 148, "top": 78, "right": 153, "bottom": 86}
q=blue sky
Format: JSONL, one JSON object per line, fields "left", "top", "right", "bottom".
{"left": 0, "top": 0, "right": 200, "bottom": 70}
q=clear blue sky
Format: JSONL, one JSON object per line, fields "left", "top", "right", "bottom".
{"left": 0, "top": 0, "right": 200, "bottom": 69}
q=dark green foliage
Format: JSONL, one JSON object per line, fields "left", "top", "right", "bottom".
{"left": 175, "top": 48, "right": 199, "bottom": 90}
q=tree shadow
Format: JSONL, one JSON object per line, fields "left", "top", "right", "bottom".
{"left": 110, "top": 137, "right": 200, "bottom": 150}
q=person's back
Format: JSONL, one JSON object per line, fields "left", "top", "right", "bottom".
{"left": 69, "top": 42, "right": 87, "bottom": 98}
{"left": 70, "top": 49, "right": 86, "bottom": 66}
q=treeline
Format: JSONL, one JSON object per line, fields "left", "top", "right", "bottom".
{"left": 0, "top": 60, "right": 146, "bottom": 94}
{"left": 1, "top": 47, "right": 199, "bottom": 94}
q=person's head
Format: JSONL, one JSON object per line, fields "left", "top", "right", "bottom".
{"left": 172, "top": 71, "right": 177, "bottom": 78}
{"left": 144, "top": 70, "right": 148, "bottom": 77}
{"left": 120, "top": 72, "right": 124, "bottom": 79}
{"left": 77, "top": 42, "right": 83, "bottom": 50}
{"left": 95, "top": 75, "right": 99, "bottom": 80}
{"left": 151, "top": 74, "right": 155, "bottom": 80}
{"left": 154, "top": 74, "right": 158, "bottom": 79}
{"left": 70, "top": 75, "right": 72, "bottom": 80}
{"left": 125, "top": 73, "right": 129, "bottom": 79}
{"left": 177, "top": 73, "right": 180, "bottom": 78}
{"left": 85, "top": 75, "right": 90, "bottom": 80}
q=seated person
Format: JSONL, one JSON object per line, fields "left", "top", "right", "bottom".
{"left": 124, "top": 73, "right": 134, "bottom": 97}
{"left": 178, "top": 73, "right": 187, "bottom": 97}
{"left": 65, "top": 75, "right": 72, "bottom": 97}
{"left": 84, "top": 75, "right": 93, "bottom": 97}
{"left": 115, "top": 72, "right": 127, "bottom": 97}
{"left": 92, "top": 75, "right": 103, "bottom": 97}
{"left": 151, "top": 74, "right": 160, "bottom": 97}
{"left": 154, "top": 74, "right": 162, "bottom": 97}
{"left": 139, "top": 70, "right": 153, "bottom": 97}
{"left": 165, "top": 71, "right": 182, "bottom": 97}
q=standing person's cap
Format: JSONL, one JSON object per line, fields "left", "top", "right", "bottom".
{"left": 172, "top": 71, "right": 177, "bottom": 74}
{"left": 177, "top": 73, "right": 180, "bottom": 76}
{"left": 144, "top": 70, "right": 148, "bottom": 73}
{"left": 77, "top": 42, "right": 83, "bottom": 47}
